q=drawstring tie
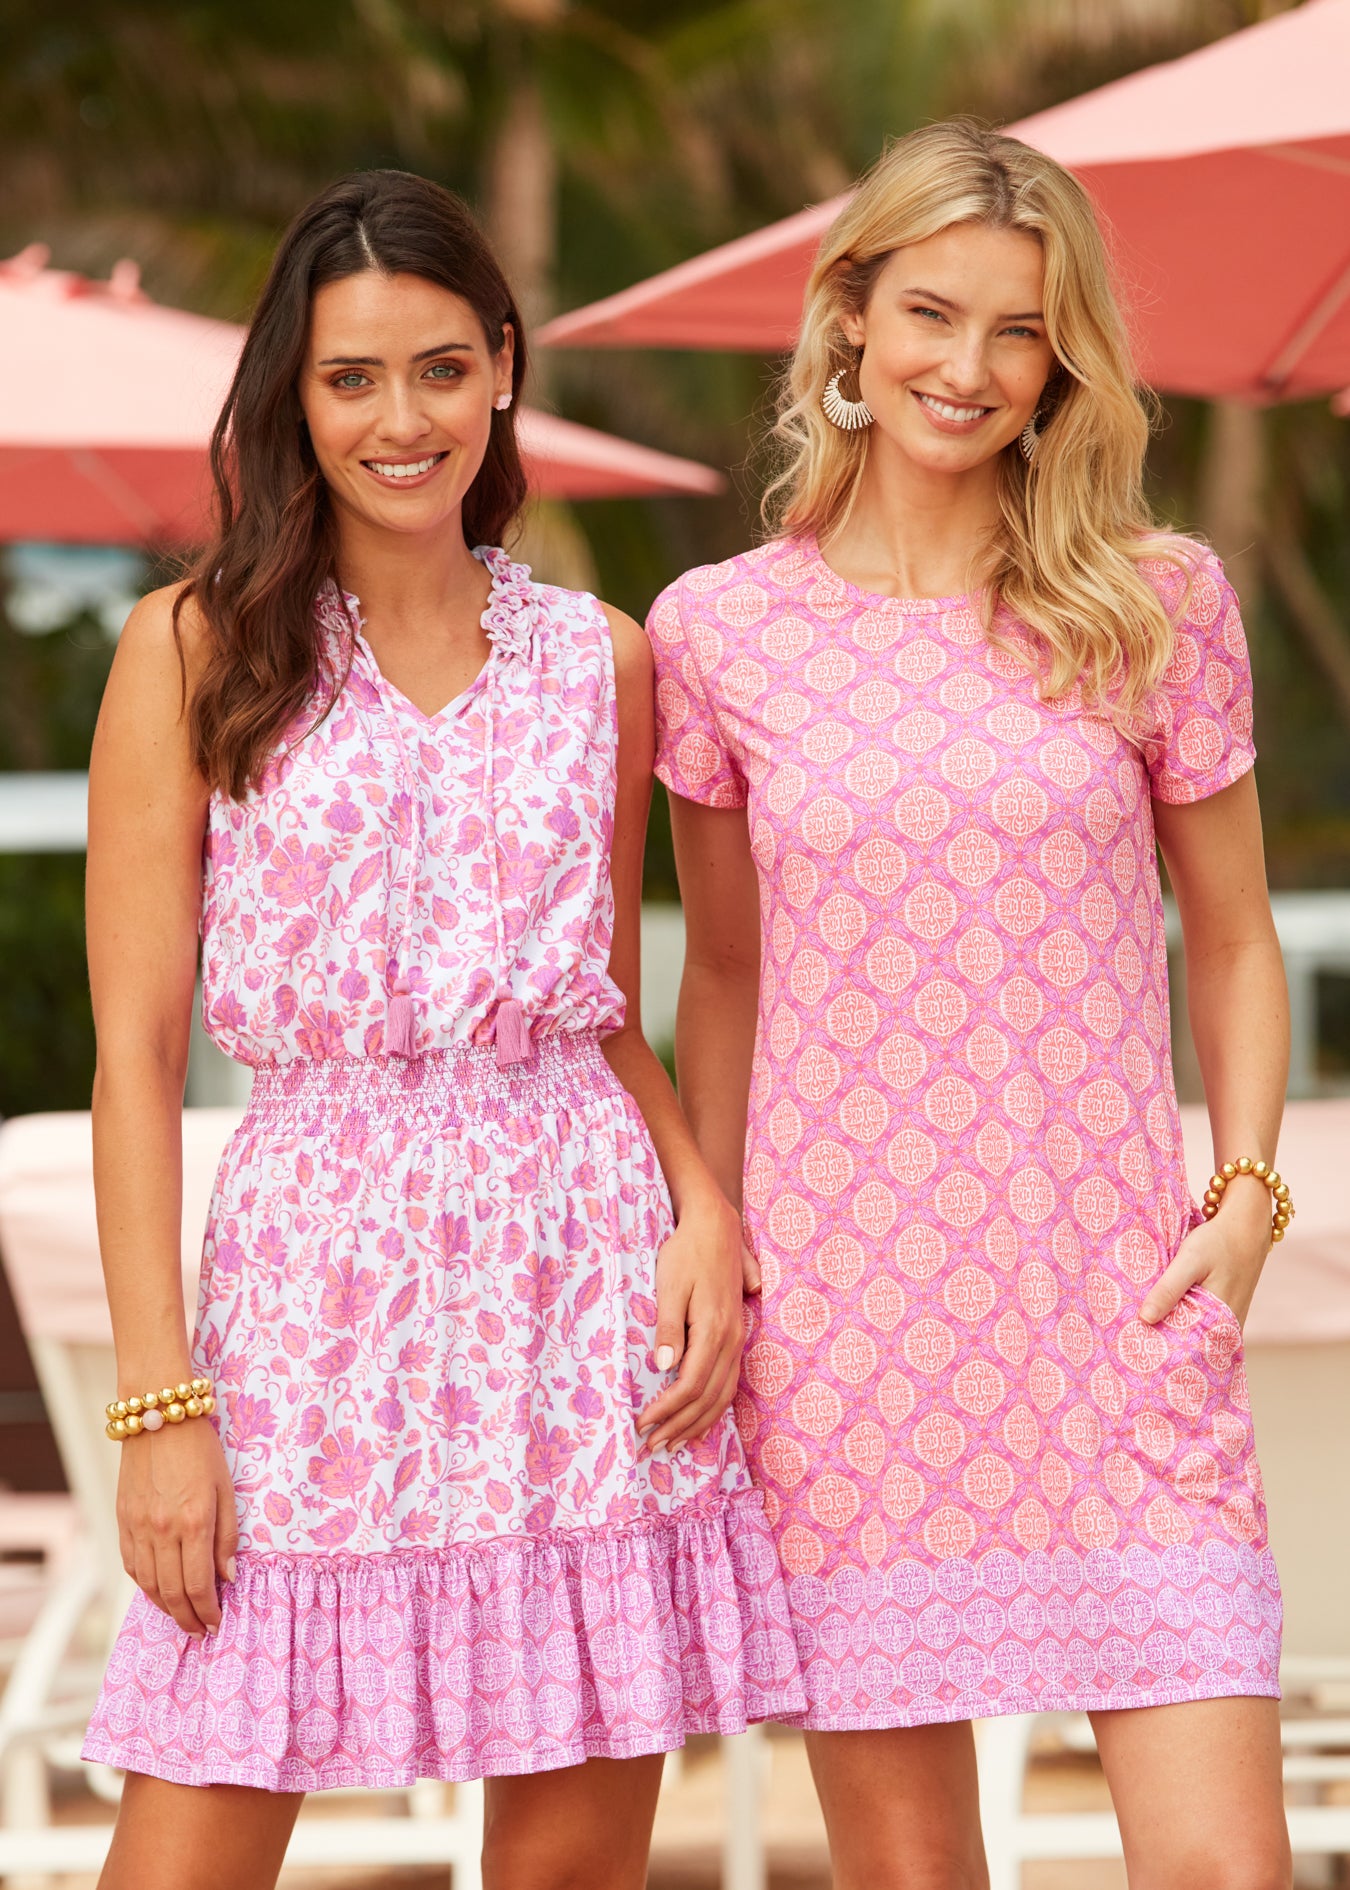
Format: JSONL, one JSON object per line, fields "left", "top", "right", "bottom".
{"left": 338, "top": 550, "right": 535, "bottom": 1067}
{"left": 363, "top": 661, "right": 422, "bottom": 1059}
{"left": 479, "top": 650, "right": 530, "bottom": 1067}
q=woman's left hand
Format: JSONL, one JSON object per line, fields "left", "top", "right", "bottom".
{"left": 637, "top": 1192, "right": 756, "bottom": 1454}
{"left": 1140, "top": 1181, "right": 1272, "bottom": 1329}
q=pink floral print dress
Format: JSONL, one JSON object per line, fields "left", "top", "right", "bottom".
{"left": 650, "top": 534, "right": 1281, "bottom": 1733}
{"left": 84, "top": 549, "right": 804, "bottom": 1790}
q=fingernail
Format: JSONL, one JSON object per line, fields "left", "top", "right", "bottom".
{"left": 656, "top": 1346, "right": 675, "bottom": 1371}
{"left": 225, "top": 1558, "right": 237, "bottom": 1583}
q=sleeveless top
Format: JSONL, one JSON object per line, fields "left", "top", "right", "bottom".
{"left": 200, "top": 548, "right": 626, "bottom": 1066}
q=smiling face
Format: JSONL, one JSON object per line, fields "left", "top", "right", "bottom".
{"left": 842, "top": 222, "right": 1058, "bottom": 478}
{"left": 298, "top": 269, "right": 514, "bottom": 540}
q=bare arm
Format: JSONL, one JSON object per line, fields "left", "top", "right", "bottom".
{"left": 599, "top": 606, "right": 747, "bottom": 1451}
{"left": 1144, "top": 770, "right": 1289, "bottom": 1325}
{"left": 87, "top": 584, "right": 237, "bottom": 1634}
{"left": 668, "top": 796, "right": 761, "bottom": 1212}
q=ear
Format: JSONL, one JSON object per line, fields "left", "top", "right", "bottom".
{"left": 839, "top": 310, "right": 866, "bottom": 351}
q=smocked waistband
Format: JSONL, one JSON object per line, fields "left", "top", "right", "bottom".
{"left": 241, "top": 1032, "right": 619, "bottom": 1134}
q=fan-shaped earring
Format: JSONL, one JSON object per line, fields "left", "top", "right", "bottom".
{"left": 1019, "top": 415, "right": 1041, "bottom": 462}
{"left": 822, "top": 361, "right": 873, "bottom": 432}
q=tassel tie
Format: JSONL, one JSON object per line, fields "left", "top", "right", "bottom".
{"left": 345, "top": 549, "right": 535, "bottom": 1066}
{"left": 480, "top": 559, "right": 533, "bottom": 1068}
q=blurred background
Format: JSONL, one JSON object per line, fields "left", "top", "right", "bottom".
{"left": 0, "top": 2, "right": 1348, "bottom": 1882}
{"left": 3, "top": 0, "right": 1349, "bottom": 1125}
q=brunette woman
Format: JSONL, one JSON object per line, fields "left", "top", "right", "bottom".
{"left": 82, "top": 169, "right": 802, "bottom": 1890}
{"left": 651, "top": 121, "right": 1290, "bottom": 1888}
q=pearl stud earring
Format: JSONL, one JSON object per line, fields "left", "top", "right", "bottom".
{"left": 494, "top": 393, "right": 513, "bottom": 411}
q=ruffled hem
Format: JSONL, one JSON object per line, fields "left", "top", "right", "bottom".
{"left": 83, "top": 1489, "right": 806, "bottom": 1790}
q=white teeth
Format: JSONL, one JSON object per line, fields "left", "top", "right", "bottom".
{"left": 917, "top": 394, "right": 989, "bottom": 423}
{"left": 368, "top": 455, "right": 441, "bottom": 478}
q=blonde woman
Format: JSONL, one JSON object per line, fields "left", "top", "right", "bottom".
{"left": 648, "top": 122, "right": 1291, "bottom": 1887}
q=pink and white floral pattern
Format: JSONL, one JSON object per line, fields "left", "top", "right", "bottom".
{"left": 84, "top": 554, "right": 806, "bottom": 1788}
{"left": 650, "top": 534, "right": 1281, "bottom": 1730}
{"left": 199, "top": 550, "right": 627, "bottom": 1063}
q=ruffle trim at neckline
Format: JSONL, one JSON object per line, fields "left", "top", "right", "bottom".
{"left": 313, "top": 545, "right": 539, "bottom": 666}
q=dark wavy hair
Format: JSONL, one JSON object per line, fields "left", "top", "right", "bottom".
{"left": 177, "top": 169, "right": 527, "bottom": 798}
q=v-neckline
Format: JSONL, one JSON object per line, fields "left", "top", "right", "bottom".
{"left": 344, "top": 545, "right": 506, "bottom": 727}
{"left": 356, "top": 632, "right": 494, "bottom": 729}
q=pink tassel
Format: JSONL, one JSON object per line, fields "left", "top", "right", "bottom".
{"left": 494, "top": 998, "right": 531, "bottom": 1067}
{"left": 382, "top": 978, "right": 416, "bottom": 1058}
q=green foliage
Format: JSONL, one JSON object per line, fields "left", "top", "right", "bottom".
{"left": 0, "top": 854, "right": 94, "bottom": 1117}
{"left": 0, "top": 608, "right": 113, "bottom": 1112}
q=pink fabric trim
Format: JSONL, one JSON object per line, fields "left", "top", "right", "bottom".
{"left": 82, "top": 1491, "right": 805, "bottom": 1789}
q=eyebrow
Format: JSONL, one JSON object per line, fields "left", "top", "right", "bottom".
{"left": 316, "top": 341, "right": 478, "bottom": 366}
{"left": 902, "top": 287, "right": 1044, "bottom": 321}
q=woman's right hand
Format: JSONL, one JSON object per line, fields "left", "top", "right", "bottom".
{"left": 116, "top": 1417, "right": 239, "bottom": 1638}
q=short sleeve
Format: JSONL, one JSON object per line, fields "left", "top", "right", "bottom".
{"left": 646, "top": 575, "right": 748, "bottom": 809}
{"left": 1139, "top": 547, "right": 1257, "bottom": 805}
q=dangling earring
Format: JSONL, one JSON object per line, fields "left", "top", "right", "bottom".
{"left": 823, "top": 351, "right": 873, "bottom": 431}
{"left": 1021, "top": 370, "right": 1065, "bottom": 462}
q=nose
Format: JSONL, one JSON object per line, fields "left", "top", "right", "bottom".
{"left": 373, "top": 379, "right": 434, "bottom": 447}
{"left": 939, "top": 329, "right": 991, "bottom": 399}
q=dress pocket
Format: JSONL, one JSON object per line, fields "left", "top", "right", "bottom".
{"left": 1185, "top": 1281, "right": 1243, "bottom": 1328}
{"left": 1124, "top": 1286, "right": 1261, "bottom": 1548}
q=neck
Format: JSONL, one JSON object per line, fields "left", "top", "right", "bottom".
{"left": 334, "top": 510, "right": 488, "bottom": 633}
{"left": 822, "top": 432, "right": 1003, "bottom": 601}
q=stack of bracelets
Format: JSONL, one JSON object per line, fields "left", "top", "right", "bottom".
{"left": 105, "top": 1378, "right": 216, "bottom": 1441}
{"left": 1201, "top": 1157, "right": 1295, "bottom": 1241}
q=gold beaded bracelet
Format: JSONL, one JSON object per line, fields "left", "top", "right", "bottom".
{"left": 105, "top": 1378, "right": 216, "bottom": 1441}
{"left": 1201, "top": 1158, "right": 1295, "bottom": 1242}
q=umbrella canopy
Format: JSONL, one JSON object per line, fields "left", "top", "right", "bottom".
{"left": 539, "top": 0, "right": 1350, "bottom": 404}
{"left": 0, "top": 246, "right": 722, "bottom": 547}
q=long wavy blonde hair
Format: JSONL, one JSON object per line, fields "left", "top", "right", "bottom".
{"left": 764, "top": 120, "right": 1190, "bottom": 719}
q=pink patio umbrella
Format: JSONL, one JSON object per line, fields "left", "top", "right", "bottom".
{"left": 0, "top": 246, "right": 722, "bottom": 548}
{"left": 539, "top": 0, "right": 1350, "bottom": 404}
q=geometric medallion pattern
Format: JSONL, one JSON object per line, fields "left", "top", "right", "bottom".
{"left": 650, "top": 533, "right": 1280, "bottom": 1727}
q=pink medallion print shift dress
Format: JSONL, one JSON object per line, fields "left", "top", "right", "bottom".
{"left": 84, "top": 549, "right": 805, "bottom": 1788}
{"left": 649, "top": 534, "right": 1281, "bottom": 1731}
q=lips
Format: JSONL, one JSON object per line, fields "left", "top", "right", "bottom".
{"left": 913, "top": 391, "right": 995, "bottom": 426}
{"left": 361, "top": 452, "right": 449, "bottom": 484}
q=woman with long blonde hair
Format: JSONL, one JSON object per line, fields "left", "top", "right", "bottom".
{"left": 649, "top": 120, "right": 1291, "bottom": 1886}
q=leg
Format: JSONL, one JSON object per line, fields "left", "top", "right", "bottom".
{"left": 1090, "top": 1697, "right": 1290, "bottom": 1890}
{"left": 804, "top": 1722, "right": 989, "bottom": 1890}
{"left": 98, "top": 1772, "right": 303, "bottom": 1890}
{"left": 482, "top": 1752, "right": 665, "bottom": 1890}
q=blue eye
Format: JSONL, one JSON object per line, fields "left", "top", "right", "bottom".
{"left": 425, "top": 362, "right": 461, "bottom": 380}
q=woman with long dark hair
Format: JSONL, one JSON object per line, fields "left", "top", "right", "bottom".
{"left": 81, "top": 170, "right": 802, "bottom": 1888}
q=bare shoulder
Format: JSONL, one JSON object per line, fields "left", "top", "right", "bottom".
{"left": 116, "top": 579, "right": 210, "bottom": 676}
{"left": 599, "top": 603, "right": 653, "bottom": 681}
{"left": 93, "top": 581, "right": 213, "bottom": 796}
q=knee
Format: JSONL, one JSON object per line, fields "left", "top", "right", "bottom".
{"left": 1156, "top": 1844, "right": 1291, "bottom": 1890}
{"left": 835, "top": 1846, "right": 987, "bottom": 1890}
{"left": 481, "top": 1832, "right": 634, "bottom": 1890}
